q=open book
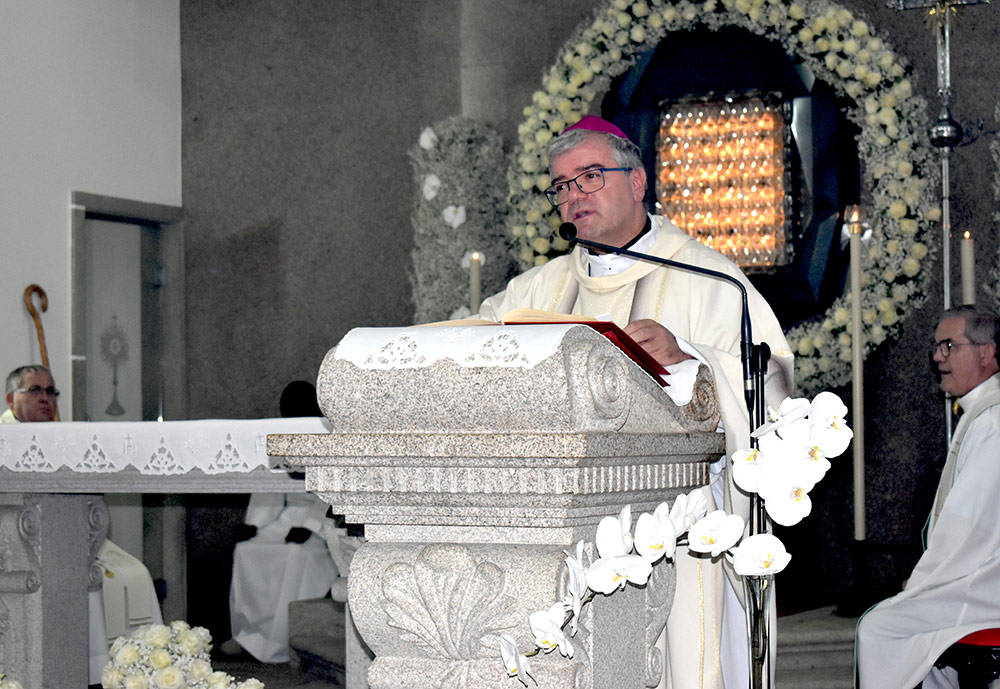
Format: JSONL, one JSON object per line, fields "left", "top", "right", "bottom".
{"left": 421, "top": 308, "right": 669, "bottom": 386}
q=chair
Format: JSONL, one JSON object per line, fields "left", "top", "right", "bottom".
{"left": 934, "top": 629, "right": 1000, "bottom": 688}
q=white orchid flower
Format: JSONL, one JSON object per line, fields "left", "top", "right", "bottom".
{"left": 731, "top": 447, "right": 765, "bottom": 493}
{"left": 633, "top": 509, "right": 677, "bottom": 564}
{"left": 808, "top": 391, "right": 854, "bottom": 458}
{"left": 756, "top": 465, "right": 816, "bottom": 526}
{"left": 730, "top": 534, "right": 792, "bottom": 576}
{"left": 562, "top": 541, "right": 588, "bottom": 635}
{"left": 687, "top": 510, "right": 745, "bottom": 557}
{"left": 595, "top": 505, "right": 633, "bottom": 558}
{"left": 759, "top": 418, "right": 831, "bottom": 485}
{"left": 668, "top": 489, "right": 708, "bottom": 536}
{"left": 529, "top": 602, "right": 574, "bottom": 658}
{"left": 499, "top": 634, "right": 536, "bottom": 686}
{"left": 585, "top": 554, "right": 653, "bottom": 595}
{"left": 751, "top": 396, "right": 810, "bottom": 437}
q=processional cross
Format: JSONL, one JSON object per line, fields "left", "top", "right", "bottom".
{"left": 888, "top": 0, "right": 989, "bottom": 307}
{"left": 888, "top": 0, "right": 989, "bottom": 443}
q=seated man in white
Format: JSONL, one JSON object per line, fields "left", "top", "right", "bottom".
{"left": 89, "top": 540, "right": 164, "bottom": 684}
{"left": 226, "top": 492, "right": 336, "bottom": 663}
{"left": 3, "top": 365, "right": 162, "bottom": 684}
{"left": 224, "top": 381, "right": 337, "bottom": 663}
{"left": 857, "top": 306, "right": 1000, "bottom": 688}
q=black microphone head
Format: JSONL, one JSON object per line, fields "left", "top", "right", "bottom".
{"left": 558, "top": 223, "right": 577, "bottom": 241}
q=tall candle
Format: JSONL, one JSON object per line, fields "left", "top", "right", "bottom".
{"left": 847, "top": 205, "right": 866, "bottom": 542}
{"left": 469, "top": 252, "right": 482, "bottom": 314}
{"left": 961, "top": 231, "right": 975, "bottom": 304}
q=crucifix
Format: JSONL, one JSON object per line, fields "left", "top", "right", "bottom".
{"left": 889, "top": 0, "right": 990, "bottom": 444}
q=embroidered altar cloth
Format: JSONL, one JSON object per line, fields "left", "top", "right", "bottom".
{"left": 0, "top": 417, "right": 331, "bottom": 475}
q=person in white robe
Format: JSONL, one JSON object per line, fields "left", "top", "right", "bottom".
{"left": 857, "top": 306, "right": 1000, "bottom": 689}
{"left": 225, "top": 381, "right": 338, "bottom": 663}
{"left": 478, "top": 116, "right": 794, "bottom": 689}
{"left": 227, "top": 492, "right": 337, "bottom": 663}
{"left": 3, "top": 365, "right": 162, "bottom": 684}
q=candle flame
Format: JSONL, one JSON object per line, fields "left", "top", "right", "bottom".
{"left": 963, "top": 231, "right": 971, "bottom": 240}
{"left": 471, "top": 251, "right": 481, "bottom": 261}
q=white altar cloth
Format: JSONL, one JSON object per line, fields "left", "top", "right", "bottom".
{"left": 0, "top": 417, "right": 332, "bottom": 493}
{"left": 336, "top": 323, "right": 580, "bottom": 369}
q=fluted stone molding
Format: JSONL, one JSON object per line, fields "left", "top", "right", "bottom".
{"left": 87, "top": 497, "right": 110, "bottom": 591}
{"left": 272, "top": 326, "right": 726, "bottom": 689}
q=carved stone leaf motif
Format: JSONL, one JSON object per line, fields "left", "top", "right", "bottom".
{"left": 14, "top": 435, "right": 53, "bottom": 471}
{"left": 382, "top": 544, "right": 519, "bottom": 661}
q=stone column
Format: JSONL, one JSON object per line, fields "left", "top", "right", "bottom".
{"left": 0, "top": 493, "right": 107, "bottom": 688}
{"left": 271, "top": 325, "right": 725, "bottom": 689}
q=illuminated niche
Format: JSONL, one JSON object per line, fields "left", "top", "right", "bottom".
{"left": 656, "top": 97, "right": 793, "bottom": 271}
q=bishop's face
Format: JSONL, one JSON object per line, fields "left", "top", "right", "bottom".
{"left": 549, "top": 135, "right": 647, "bottom": 248}
{"left": 933, "top": 316, "right": 999, "bottom": 397}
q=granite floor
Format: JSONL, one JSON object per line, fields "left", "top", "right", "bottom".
{"left": 210, "top": 657, "right": 340, "bottom": 689}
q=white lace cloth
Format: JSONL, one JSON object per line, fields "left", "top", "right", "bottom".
{"left": 0, "top": 417, "right": 331, "bottom": 475}
{"left": 334, "top": 324, "right": 581, "bottom": 370}
{"left": 336, "top": 324, "right": 700, "bottom": 405}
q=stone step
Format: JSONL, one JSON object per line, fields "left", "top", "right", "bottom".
{"left": 775, "top": 606, "right": 856, "bottom": 689}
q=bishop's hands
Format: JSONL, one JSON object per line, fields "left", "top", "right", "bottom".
{"left": 624, "top": 319, "right": 694, "bottom": 367}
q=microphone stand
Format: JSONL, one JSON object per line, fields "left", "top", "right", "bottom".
{"left": 560, "top": 223, "right": 774, "bottom": 689}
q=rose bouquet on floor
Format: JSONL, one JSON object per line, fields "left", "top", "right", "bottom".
{"left": 101, "top": 620, "right": 264, "bottom": 689}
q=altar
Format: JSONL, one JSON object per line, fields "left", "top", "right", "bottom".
{"left": 0, "top": 416, "right": 330, "bottom": 689}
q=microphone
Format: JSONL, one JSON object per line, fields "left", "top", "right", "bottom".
{"left": 557, "top": 222, "right": 759, "bottom": 420}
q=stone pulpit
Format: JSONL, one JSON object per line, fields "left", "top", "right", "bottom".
{"left": 269, "top": 324, "right": 726, "bottom": 689}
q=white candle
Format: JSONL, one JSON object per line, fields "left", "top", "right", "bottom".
{"left": 469, "top": 252, "right": 482, "bottom": 314}
{"left": 961, "top": 231, "right": 975, "bottom": 304}
{"left": 847, "top": 205, "right": 866, "bottom": 542}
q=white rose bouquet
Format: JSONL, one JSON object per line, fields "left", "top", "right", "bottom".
{"left": 102, "top": 620, "right": 264, "bottom": 689}
{"left": 0, "top": 669, "right": 24, "bottom": 689}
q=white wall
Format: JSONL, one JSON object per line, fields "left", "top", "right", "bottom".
{"left": 0, "top": 0, "right": 181, "bottom": 418}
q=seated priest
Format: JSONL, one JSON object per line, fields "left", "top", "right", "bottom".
{"left": 3, "top": 364, "right": 58, "bottom": 422}
{"left": 2, "top": 365, "right": 162, "bottom": 684}
{"left": 477, "top": 116, "right": 794, "bottom": 689}
{"left": 222, "top": 381, "right": 338, "bottom": 663}
{"left": 857, "top": 306, "right": 1000, "bottom": 689}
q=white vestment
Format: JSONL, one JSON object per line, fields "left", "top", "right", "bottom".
{"left": 857, "top": 373, "right": 1000, "bottom": 689}
{"left": 229, "top": 492, "right": 337, "bottom": 663}
{"left": 480, "top": 215, "right": 794, "bottom": 689}
{"left": 89, "top": 539, "right": 163, "bottom": 684}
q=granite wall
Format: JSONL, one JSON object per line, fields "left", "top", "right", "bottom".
{"left": 181, "top": 0, "right": 1000, "bottom": 612}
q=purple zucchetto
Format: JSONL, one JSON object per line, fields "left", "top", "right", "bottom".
{"left": 561, "top": 115, "right": 632, "bottom": 143}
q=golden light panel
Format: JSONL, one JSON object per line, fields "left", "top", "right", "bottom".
{"left": 656, "top": 98, "right": 791, "bottom": 270}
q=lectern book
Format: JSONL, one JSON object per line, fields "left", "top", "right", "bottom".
{"left": 423, "top": 308, "right": 669, "bottom": 386}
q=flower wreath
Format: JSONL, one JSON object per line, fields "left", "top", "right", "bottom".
{"left": 507, "top": 0, "right": 940, "bottom": 394}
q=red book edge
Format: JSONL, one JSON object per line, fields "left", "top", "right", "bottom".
{"left": 502, "top": 320, "right": 669, "bottom": 387}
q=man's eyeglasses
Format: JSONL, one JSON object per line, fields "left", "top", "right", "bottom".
{"left": 14, "top": 385, "right": 60, "bottom": 398}
{"left": 543, "top": 167, "right": 632, "bottom": 207}
{"left": 932, "top": 339, "right": 983, "bottom": 359}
